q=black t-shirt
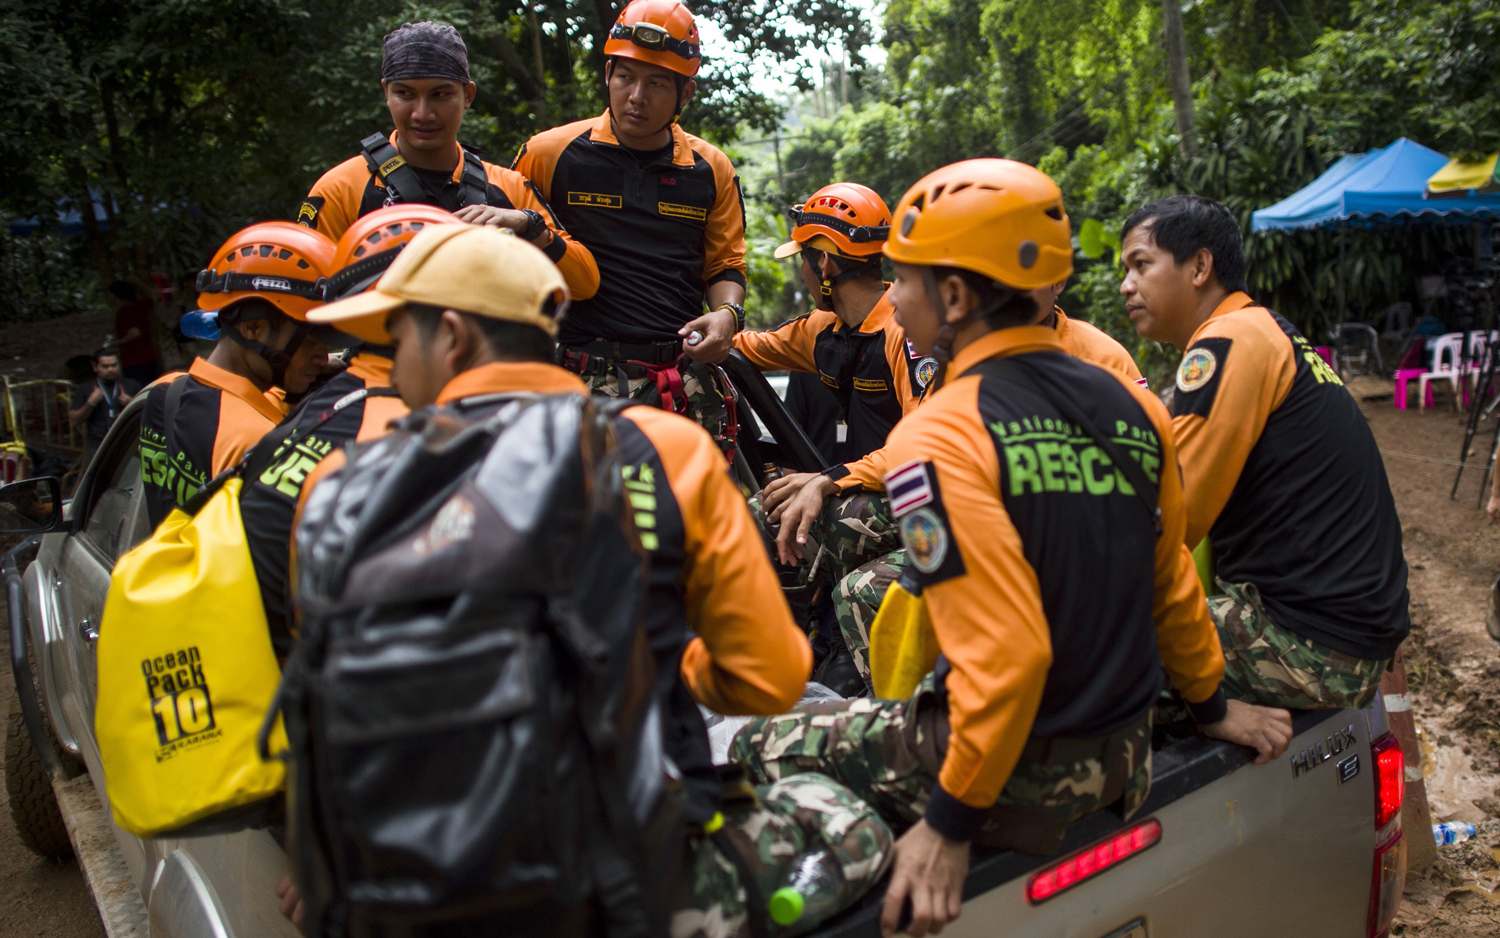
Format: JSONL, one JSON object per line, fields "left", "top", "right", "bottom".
{"left": 71, "top": 378, "right": 141, "bottom": 450}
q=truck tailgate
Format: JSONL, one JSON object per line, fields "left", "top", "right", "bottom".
{"left": 815, "top": 708, "right": 1381, "bottom": 938}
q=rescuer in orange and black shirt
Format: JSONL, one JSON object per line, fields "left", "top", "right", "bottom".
{"left": 236, "top": 206, "right": 443, "bottom": 650}
{"left": 296, "top": 22, "right": 598, "bottom": 301}
{"left": 1121, "top": 194, "right": 1410, "bottom": 710}
{"left": 732, "top": 160, "right": 1294, "bottom": 938}
{"left": 735, "top": 183, "right": 920, "bottom": 468}
{"left": 512, "top": 0, "right": 748, "bottom": 446}
{"left": 140, "top": 222, "right": 336, "bottom": 529}
{"left": 288, "top": 222, "right": 890, "bottom": 936}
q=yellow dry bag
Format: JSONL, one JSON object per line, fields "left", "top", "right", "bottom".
{"left": 96, "top": 475, "right": 287, "bottom": 837}
{"left": 867, "top": 580, "right": 939, "bottom": 700}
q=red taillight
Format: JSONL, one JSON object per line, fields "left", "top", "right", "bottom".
{"left": 1372, "top": 733, "right": 1404, "bottom": 829}
{"left": 1026, "top": 818, "right": 1161, "bottom": 904}
{"left": 1368, "top": 732, "right": 1406, "bottom": 937}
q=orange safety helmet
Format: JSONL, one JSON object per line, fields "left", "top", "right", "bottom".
{"left": 604, "top": 0, "right": 701, "bottom": 78}
{"left": 327, "top": 204, "right": 458, "bottom": 301}
{"left": 884, "top": 159, "right": 1073, "bottom": 291}
{"left": 196, "top": 222, "right": 336, "bottom": 321}
{"left": 774, "top": 183, "right": 893, "bottom": 260}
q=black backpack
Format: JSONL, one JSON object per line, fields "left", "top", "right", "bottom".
{"left": 276, "top": 393, "right": 682, "bottom": 938}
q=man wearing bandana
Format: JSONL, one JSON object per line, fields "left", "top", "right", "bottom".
{"left": 297, "top": 21, "right": 599, "bottom": 302}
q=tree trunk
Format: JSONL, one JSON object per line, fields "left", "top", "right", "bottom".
{"left": 1160, "top": 0, "right": 1196, "bottom": 157}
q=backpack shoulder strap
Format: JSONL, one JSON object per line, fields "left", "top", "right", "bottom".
{"left": 457, "top": 146, "right": 492, "bottom": 208}
{"left": 972, "top": 355, "right": 1162, "bottom": 535}
{"left": 360, "top": 132, "right": 426, "bottom": 206}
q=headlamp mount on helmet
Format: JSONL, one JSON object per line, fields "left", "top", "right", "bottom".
{"left": 196, "top": 269, "right": 324, "bottom": 301}
{"left": 609, "top": 21, "right": 699, "bottom": 61}
{"left": 788, "top": 207, "right": 891, "bottom": 247}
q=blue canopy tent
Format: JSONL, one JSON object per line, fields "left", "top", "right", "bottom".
{"left": 1251, "top": 137, "right": 1500, "bottom": 321}
{"left": 7, "top": 197, "right": 110, "bottom": 238}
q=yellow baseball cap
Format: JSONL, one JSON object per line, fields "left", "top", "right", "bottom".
{"left": 308, "top": 223, "right": 568, "bottom": 344}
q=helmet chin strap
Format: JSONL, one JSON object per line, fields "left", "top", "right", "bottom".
{"left": 226, "top": 321, "right": 312, "bottom": 389}
{"left": 803, "top": 248, "right": 881, "bottom": 312}
{"left": 919, "top": 267, "right": 1019, "bottom": 394}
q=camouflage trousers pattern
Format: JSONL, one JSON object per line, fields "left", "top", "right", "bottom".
{"left": 1210, "top": 580, "right": 1388, "bottom": 710}
{"left": 728, "top": 681, "right": 1153, "bottom": 849}
{"left": 747, "top": 490, "right": 904, "bottom": 687}
{"left": 674, "top": 773, "right": 893, "bottom": 938}
{"left": 584, "top": 363, "right": 734, "bottom": 453}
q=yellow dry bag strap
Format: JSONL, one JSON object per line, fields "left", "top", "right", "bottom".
{"left": 868, "top": 575, "right": 939, "bottom": 700}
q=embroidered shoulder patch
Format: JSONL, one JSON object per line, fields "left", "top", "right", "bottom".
{"left": 901, "top": 508, "right": 949, "bottom": 573}
{"left": 1177, "top": 347, "right": 1217, "bottom": 392}
{"left": 885, "top": 461, "right": 934, "bottom": 516}
{"left": 1170, "top": 337, "right": 1233, "bottom": 418}
{"left": 914, "top": 357, "right": 939, "bottom": 390}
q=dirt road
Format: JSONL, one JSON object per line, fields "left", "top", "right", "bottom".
{"left": 0, "top": 616, "right": 104, "bottom": 937}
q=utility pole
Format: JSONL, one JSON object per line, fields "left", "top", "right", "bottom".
{"left": 1160, "top": 0, "right": 1196, "bottom": 157}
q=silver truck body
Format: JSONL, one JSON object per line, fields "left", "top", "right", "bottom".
{"left": 8, "top": 391, "right": 1401, "bottom": 938}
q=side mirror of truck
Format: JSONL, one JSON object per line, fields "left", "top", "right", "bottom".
{"left": 0, "top": 477, "right": 62, "bottom": 535}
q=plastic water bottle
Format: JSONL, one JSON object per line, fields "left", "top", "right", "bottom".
{"left": 769, "top": 848, "right": 846, "bottom": 935}
{"left": 1433, "top": 822, "right": 1476, "bottom": 847}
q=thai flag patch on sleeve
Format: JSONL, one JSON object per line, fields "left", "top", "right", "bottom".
{"left": 1135, "top": 376, "right": 1149, "bottom": 389}
{"left": 906, "top": 339, "right": 922, "bottom": 360}
{"left": 885, "top": 460, "right": 934, "bottom": 517}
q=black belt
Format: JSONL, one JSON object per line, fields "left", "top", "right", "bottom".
{"left": 569, "top": 338, "right": 683, "bottom": 365}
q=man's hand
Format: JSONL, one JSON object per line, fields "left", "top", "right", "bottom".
{"left": 760, "top": 472, "right": 820, "bottom": 516}
{"left": 86, "top": 385, "right": 104, "bottom": 406}
{"left": 274, "top": 873, "right": 304, "bottom": 928}
{"left": 116, "top": 385, "right": 133, "bottom": 405}
{"left": 1488, "top": 493, "right": 1500, "bottom": 526}
{"left": 880, "top": 820, "right": 969, "bottom": 938}
{"left": 679, "top": 307, "right": 736, "bottom": 363}
{"left": 772, "top": 474, "right": 837, "bottom": 566}
{"left": 1202, "top": 698, "right": 1294, "bottom": 764}
{"left": 453, "top": 204, "right": 533, "bottom": 236}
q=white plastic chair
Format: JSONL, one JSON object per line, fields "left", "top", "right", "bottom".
{"left": 1418, "top": 333, "right": 1467, "bottom": 409}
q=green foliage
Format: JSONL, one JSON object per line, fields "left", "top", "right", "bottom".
{"left": 0, "top": 0, "right": 876, "bottom": 319}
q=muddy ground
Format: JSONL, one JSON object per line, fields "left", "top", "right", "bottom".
{"left": 0, "top": 321, "right": 1497, "bottom": 934}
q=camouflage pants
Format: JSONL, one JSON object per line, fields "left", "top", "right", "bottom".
{"left": 584, "top": 362, "right": 734, "bottom": 454}
{"left": 748, "top": 491, "right": 903, "bottom": 678}
{"left": 728, "top": 681, "right": 1152, "bottom": 854}
{"left": 674, "top": 773, "right": 893, "bottom": 938}
{"left": 1210, "top": 580, "right": 1388, "bottom": 710}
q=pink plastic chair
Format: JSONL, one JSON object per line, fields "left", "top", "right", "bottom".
{"left": 1393, "top": 340, "right": 1427, "bottom": 410}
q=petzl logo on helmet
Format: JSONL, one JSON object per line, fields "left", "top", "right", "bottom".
{"left": 1177, "top": 347, "right": 1217, "bottom": 393}
{"left": 251, "top": 277, "right": 294, "bottom": 292}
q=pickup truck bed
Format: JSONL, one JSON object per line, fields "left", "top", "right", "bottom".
{"left": 813, "top": 706, "right": 1389, "bottom": 938}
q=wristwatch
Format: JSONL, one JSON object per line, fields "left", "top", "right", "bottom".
{"left": 518, "top": 208, "right": 549, "bottom": 243}
{"left": 716, "top": 301, "right": 746, "bottom": 334}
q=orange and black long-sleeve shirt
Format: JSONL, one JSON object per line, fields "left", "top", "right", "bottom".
{"left": 1053, "top": 307, "right": 1146, "bottom": 388}
{"left": 140, "top": 358, "right": 286, "bottom": 529}
{"left": 303, "top": 361, "right": 807, "bottom": 822}
{"left": 734, "top": 290, "right": 924, "bottom": 469}
{"left": 881, "top": 326, "right": 1224, "bottom": 841}
{"left": 298, "top": 132, "right": 599, "bottom": 301}
{"left": 240, "top": 354, "right": 408, "bottom": 651}
{"left": 513, "top": 112, "right": 747, "bottom": 345}
{"left": 1171, "top": 293, "right": 1409, "bottom": 660}
{"left": 829, "top": 308, "right": 1146, "bottom": 495}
